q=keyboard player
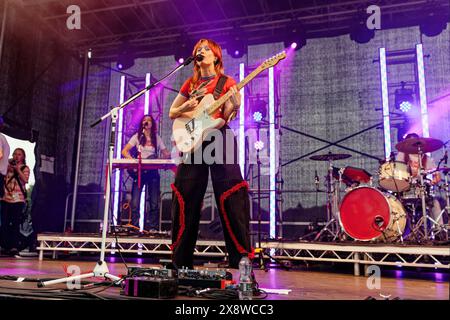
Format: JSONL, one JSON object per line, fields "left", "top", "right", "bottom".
{"left": 121, "top": 115, "right": 171, "bottom": 232}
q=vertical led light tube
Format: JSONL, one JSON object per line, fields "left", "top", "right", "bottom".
{"left": 379, "top": 48, "right": 392, "bottom": 160}
{"left": 416, "top": 44, "right": 429, "bottom": 138}
{"left": 239, "top": 63, "right": 245, "bottom": 177}
{"left": 113, "top": 76, "right": 126, "bottom": 225}
{"left": 268, "top": 67, "right": 276, "bottom": 240}
{"left": 139, "top": 72, "right": 152, "bottom": 231}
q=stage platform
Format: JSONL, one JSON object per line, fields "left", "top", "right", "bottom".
{"left": 0, "top": 257, "right": 447, "bottom": 300}
{"left": 37, "top": 233, "right": 449, "bottom": 276}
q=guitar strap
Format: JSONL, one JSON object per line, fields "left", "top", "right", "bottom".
{"left": 213, "top": 75, "right": 228, "bottom": 100}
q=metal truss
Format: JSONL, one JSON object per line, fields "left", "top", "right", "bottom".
{"left": 16, "top": 0, "right": 448, "bottom": 59}
{"left": 37, "top": 234, "right": 227, "bottom": 260}
{"left": 261, "top": 241, "right": 450, "bottom": 275}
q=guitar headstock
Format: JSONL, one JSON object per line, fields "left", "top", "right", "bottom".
{"left": 260, "top": 51, "right": 287, "bottom": 70}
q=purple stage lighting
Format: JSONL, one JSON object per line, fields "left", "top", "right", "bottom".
{"left": 178, "top": 57, "right": 184, "bottom": 64}
{"left": 290, "top": 42, "right": 298, "bottom": 49}
{"left": 399, "top": 101, "right": 412, "bottom": 112}
{"left": 117, "top": 63, "right": 123, "bottom": 70}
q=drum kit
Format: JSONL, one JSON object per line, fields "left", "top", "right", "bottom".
{"left": 307, "top": 137, "right": 449, "bottom": 243}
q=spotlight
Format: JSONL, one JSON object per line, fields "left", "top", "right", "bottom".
{"left": 250, "top": 94, "right": 267, "bottom": 123}
{"left": 174, "top": 35, "right": 193, "bottom": 63}
{"left": 420, "top": 8, "right": 448, "bottom": 37}
{"left": 283, "top": 21, "right": 306, "bottom": 50}
{"left": 349, "top": 13, "right": 375, "bottom": 44}
{"left": 116, "top": 43, "right": 135, "bottom": 70}
{"left": 227, "top": 28, "right": 247, "bottom": 58}
{"left": 254, "top": 140, "right": 264, "bottom": 151}
{"left": 394, "top": 82, "right": 415, "bottom": 113}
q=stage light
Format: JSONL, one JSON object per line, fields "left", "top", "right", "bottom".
{"left": 268, "top": 66, "right": 276, "bottom": 242}
{"left": 113, "top": 75, "right": 126, "bottom": 227}
{"left": 420, "top": 8, "right": 448, "bottom": 37}
{"left": 174, "top": 35, "right": 193, "bottom": 63}
{"left": 394, "top": 82, "right": 415, "bottom": 113}
{"left": 350, "top": 14, "right": 375, "bottom": 44}
{"left": 253, "top": 111, "right": 263, "bottom": 122}
{"left": 379, "top": 47, "right": 392, "bottom": 160}
{"left": 283, "top": 21, "right": 306, "bottom": 50}
{"left": 250, "top": 94, "right": 267, "bottom": 123}
{"left": 116, "top": 54, "right": 134, "bottom": 70}
{"left": 399, "top": 101, "right": 412, "bottom": 113}
{"left": 239, "top": 63, "right": 245, "bottom": 177}
{"left": 140, "top": 72, "right": 152, "bottom": 231}
{"left": 254, "top": 140, "right": 264, "bottom": 151}
{"left": 416, "top": 44, "right": 429, "bottom": 137}
{"left": 116, "top": 43, "right": 135, "bottom": 70}
{"left": 226, "top": 28, "right": 247, "bottom": 58}
{"left": 87, "top": 49, "right": 92, "bottom": 59}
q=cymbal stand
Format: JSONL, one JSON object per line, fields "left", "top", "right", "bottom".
{"left": 429, "top": 170, "right": 449, "bottom": 240}
{"left": 314, "top": 159, "right": 339, "bottom": 241}
{"left": 412, "top": 145, "right": 430, "bottom": 241}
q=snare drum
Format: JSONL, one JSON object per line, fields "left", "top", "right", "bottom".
{"left": 339, "top": 186, "right": 407, "bottom": 241}
{"left": 379, "top": 161, "right": 411, "bottom": 192}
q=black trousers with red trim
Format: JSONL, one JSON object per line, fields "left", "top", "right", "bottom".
{"left": 170, "top": 126, "right": 252, "bottom": 269}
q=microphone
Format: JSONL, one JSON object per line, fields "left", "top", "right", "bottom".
{"left": 390, "top": 151, "right": 395, "bottom": 162}
{"left": 182, "top": 56, "right": 195, "bottom": 66}
{"left": 195, "top": 54, "right": 204, "bottom": 62}
{"left": 314, "top": 170, "right": 319, "bottom": 190}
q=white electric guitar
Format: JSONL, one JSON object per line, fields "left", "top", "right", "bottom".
{"left": 172, "top": 51, "right": 286, "bottom": 153}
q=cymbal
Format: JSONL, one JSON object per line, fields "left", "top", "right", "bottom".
{"left": 395, "top": 137, "right": 443, "bottom": 154}
{"left": 310, "top": 152, "right": 352, "bottom": 161}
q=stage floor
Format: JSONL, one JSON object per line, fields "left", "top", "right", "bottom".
{"left": 0, "top": 257, "right": 447, "bottom": 300}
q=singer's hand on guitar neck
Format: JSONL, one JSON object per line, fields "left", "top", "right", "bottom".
{"left": 223, "top": 85, "right": 241, "bottom": 120}
{"left": 228, "top": 85, "right": 241, "bottom": 109}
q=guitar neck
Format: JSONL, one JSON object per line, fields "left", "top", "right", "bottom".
{"left": 206, "top": 67, "right": 262, "bottom": 115}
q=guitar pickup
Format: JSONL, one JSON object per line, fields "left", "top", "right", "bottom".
{"left": 185, "top": 119, "right": 195, "bottom": 134}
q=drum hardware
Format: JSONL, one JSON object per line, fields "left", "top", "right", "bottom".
{"left": 427, "top": 166, "right": 450, "bottom": 241}
{"left": 307, "top": 152, "right": 352, "bottom": 241}
{"left": 394, "top": 137, "right": 445, "bottom": 242}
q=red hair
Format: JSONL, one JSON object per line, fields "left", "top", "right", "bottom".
{"left": 189, "top": 39, "right": 224, "bottom": 91}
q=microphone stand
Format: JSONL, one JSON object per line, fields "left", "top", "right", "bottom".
{"left": 38, "top": 56, "right": 196, "bottom": 288}
{"left": 255, "top": 121, "right": 267, "bottom": 271}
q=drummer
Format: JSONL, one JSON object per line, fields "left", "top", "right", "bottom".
{"left": 396, "top": 133, "right": 444, "bottom": 230}
{"left": 396, "top": 133, "right": 441, "bottom": 184}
